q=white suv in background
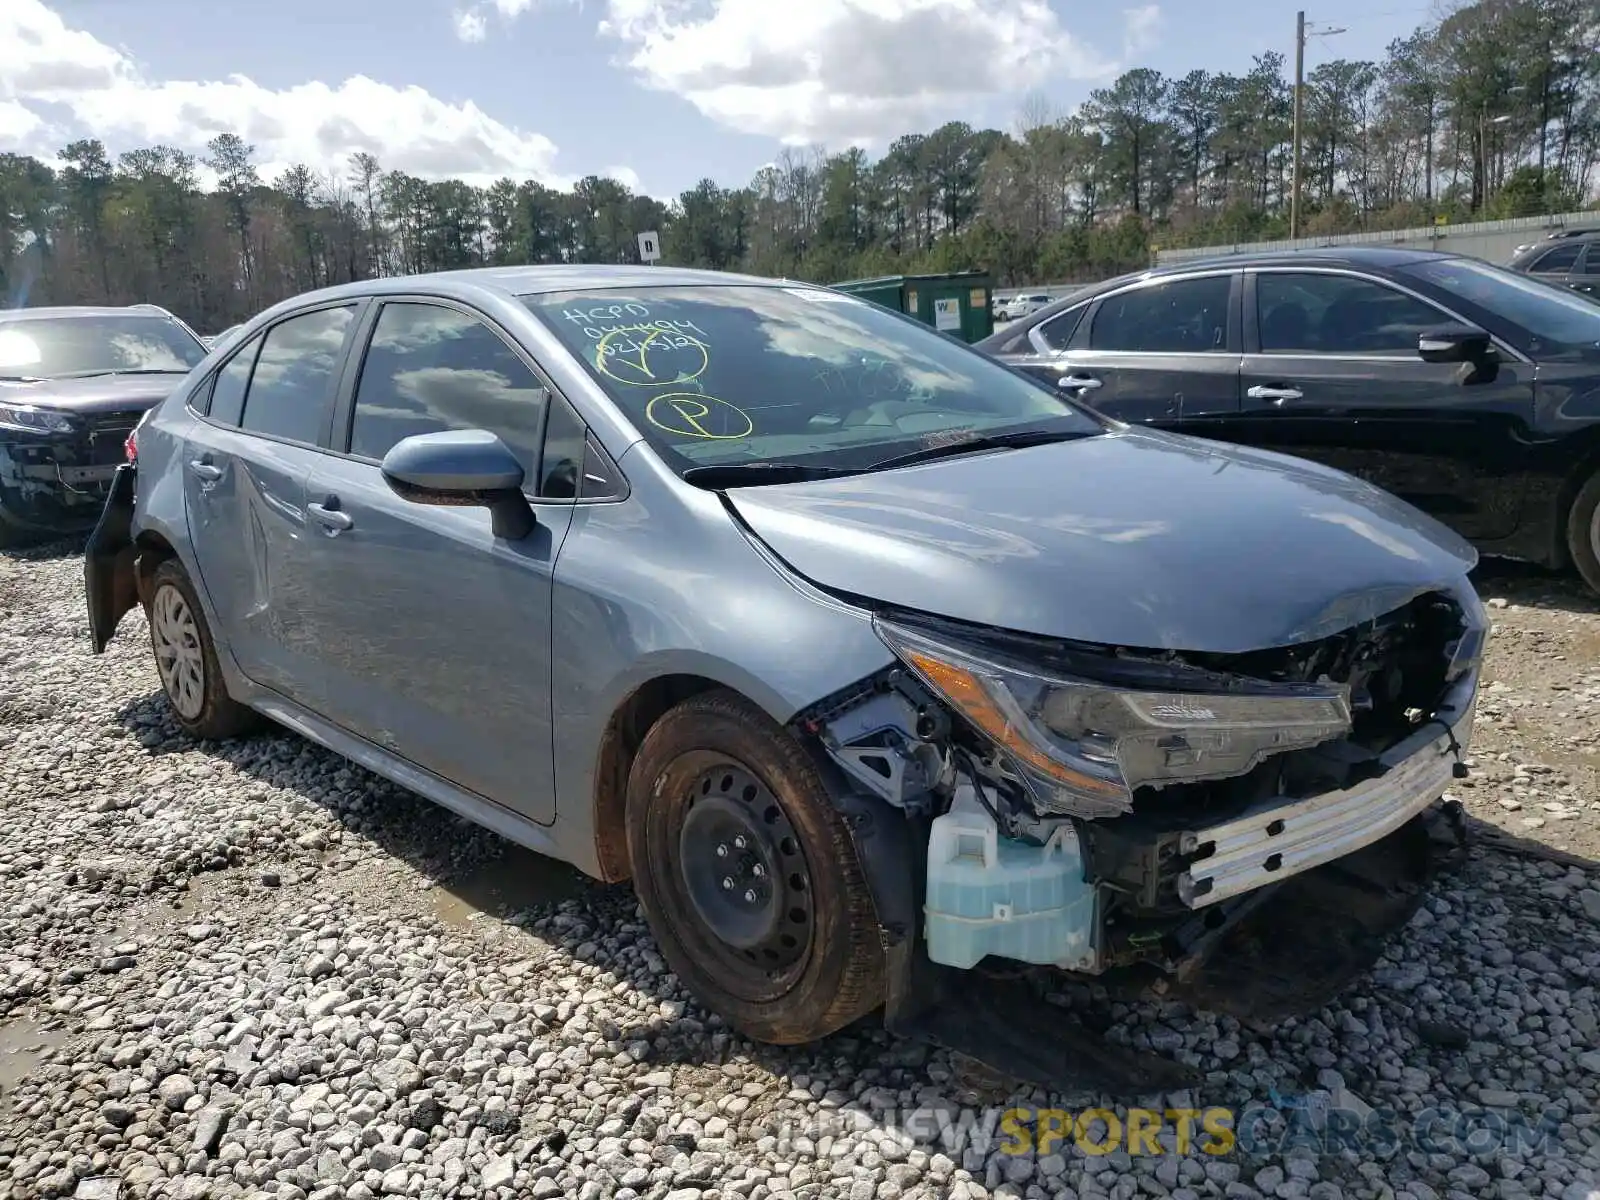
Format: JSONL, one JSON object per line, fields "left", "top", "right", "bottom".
{"left": 996, "top": 293, "right": 1053, "bottom": 321}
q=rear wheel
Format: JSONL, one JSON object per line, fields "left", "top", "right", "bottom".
{"left": 625, "top": 689, "right": 885, "bottom": 1045}
{"left": 1566, "top": 470, "right": 1600, "bottom": 596}
{"left": 147, "top": 559, "right": 261, "bottom": 740}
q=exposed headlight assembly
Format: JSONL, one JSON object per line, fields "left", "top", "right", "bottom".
{"left": 0, "top": 403, "right": 73, "bottom": 434}
{"left": 874, "top": 617, "right": 1353, "bottom": 819}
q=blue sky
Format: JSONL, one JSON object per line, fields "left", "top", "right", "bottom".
{"left": 5, "top": 0, "right": 1434, "bottom": 200}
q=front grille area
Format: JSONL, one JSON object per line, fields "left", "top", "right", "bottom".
{"left": 81, "top": 412, "right": 141, "bottom": 465}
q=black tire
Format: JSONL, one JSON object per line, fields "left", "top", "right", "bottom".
{"left": 1566, "top": 470, "right": 1600, "bottom": 596}
{"left": 625, "top": 689, "right": 886, "bottom": 1045}
{"left": 146, "top": 559, "right": 261, "bottom": 740}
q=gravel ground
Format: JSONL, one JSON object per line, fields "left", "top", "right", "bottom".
{"left": 2, "top": 542, "right": 1599, "bottom": 1200}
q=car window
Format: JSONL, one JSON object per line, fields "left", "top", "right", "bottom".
{"left": 1090, "top": 276, "right": 1231, "bottom": 353}
{"left": 523, "top": 285, "right": 1100, "bottom": 478}
{"left": 538, "top": 392, "right": 587, "bottom": 499}
{"left": 238, "top": 306, "right": 355, "bottom": 445}
{"left": 578, "top": 437, "right": 625, "bottom": 499}
{"left": 0, "top": 313, "right": 207, "bottom": 381}
{"left": 983, "top": 323, "right": 1034, "bottom": 354}
{"left": 349, "top": 302, "right": 550, "bottom": 483}
{"left": 1256, "top": 273, "right": 1443, "bottom": 355}
{"left": 1580, "top": 248, "right": 1600, "bottom": 276}
{"left": 1531, "top": 243, "right": 1583, "bottom": 273}
{"left": 1401, "top": 257, "right": 1600, "bottom": 353}
{"left": 1035, "top": 305, "right": 1087, "bottom": 352}
{"left": 205, "top": 334, "right": 263, "bottom": 425}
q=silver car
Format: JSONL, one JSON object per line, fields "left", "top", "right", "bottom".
{"left": 85, "top": 265, "right": 1484, "bottom": 1091}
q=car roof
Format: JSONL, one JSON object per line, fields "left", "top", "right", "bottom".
{"left": 977, "top": 245, "right": 1460, "bottom": 346}
{"left": 1511, "top": 230, "right": 1600, "bottom": 258}
{"left": 258, "top": 264, "right": 804, "bottom": 314}
{"left": 0, "top": 304, "right": 184, "bottom": 322}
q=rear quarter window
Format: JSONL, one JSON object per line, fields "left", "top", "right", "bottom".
{"left": 237, "top": 306, "right": 355, "bottom": 445}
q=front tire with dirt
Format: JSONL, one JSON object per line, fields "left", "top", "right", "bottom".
{"left": 146, "top": 559, "right": 261, "bottom": 740}
{"left": 1566, "top": 470, "right": 1600, "bottom": 596}
{"left": 625, "top": 689, "right": 886, "bottom": 1045}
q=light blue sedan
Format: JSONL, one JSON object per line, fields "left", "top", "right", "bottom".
{"left": 84, "top": 265, "right": 1484, "bottom": 1093}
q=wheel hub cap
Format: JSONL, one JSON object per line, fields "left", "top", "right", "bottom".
{"left": 151, "top": 584, "right": 205, "bottom": 721}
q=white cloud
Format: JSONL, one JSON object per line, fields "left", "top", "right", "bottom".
{"left": 0, "top": 0, "right": 586, "bottom": 191}
{"left": 453, "top": 8, "right": 489, "bottom": 41}
{"left": 1122, "top": 3, "right": 1161, "bottom": 57}
{"left": 593, "top": 0, "right": 1164, "bottom": 146}
{"left": 453, "top": 0, "right": 575, "bottom": 40}
{"left": 603, "top": 164, "right": 642, "bottom": 192}
{"left": 0, "top": 98, "right": 44, "bottom": 142}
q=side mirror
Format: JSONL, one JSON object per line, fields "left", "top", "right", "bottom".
{"left": 380, "top": 428, "right": 535, "bottom": 541}
{"left": 1418, "top": 323, "right": 1495, "bottom": 364}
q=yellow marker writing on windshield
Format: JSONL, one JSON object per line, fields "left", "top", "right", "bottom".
{"left": 596, "top": 326, "right": 708, "bottom": 388}
{"left": 645, "top": 393, "right": 753, "bottom": 439}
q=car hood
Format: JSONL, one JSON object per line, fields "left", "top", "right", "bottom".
{"left": 0, "top": 372, "right": 187, "bottom": 414}
{"left": 724, "top": 427, "right": 1479, "bottom": 654}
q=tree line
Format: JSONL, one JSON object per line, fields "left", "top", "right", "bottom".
{"left": 0, "top": 0, "right": 1594, "bottom": 334}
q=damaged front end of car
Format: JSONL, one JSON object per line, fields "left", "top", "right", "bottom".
{"left": 0, "top": 402, "right": 144, "bottom": 541}
{"left": 790, "top": 583, "right": 1485, "bottom": 1093}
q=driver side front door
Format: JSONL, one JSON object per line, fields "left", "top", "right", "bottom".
{"left": 294, "top": 299, "right": 581, "bottom": 826}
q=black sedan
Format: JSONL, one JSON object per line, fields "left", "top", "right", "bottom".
{"left": 976, "top": 246, "right": 1600, "bottom": 595}
{"left": 0, "top": 305, "right": 208, "bottom": 547}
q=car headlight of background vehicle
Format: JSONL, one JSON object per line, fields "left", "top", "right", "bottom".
{"left": 874, "top": 617, "right": 1353, "bottom": 819}
{"left": 0, "top": 403, "right": 74, "bottom": 435}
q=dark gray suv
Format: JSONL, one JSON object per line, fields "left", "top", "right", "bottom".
{"left": 1507, "top": 228, "right": 1600, "bottom": 297}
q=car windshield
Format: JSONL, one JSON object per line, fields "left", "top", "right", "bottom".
{"left": 0, "top": 313, "right": 207, "bottom": 379}
{"left": 523, "top": 284, "right": 1101, "bottom": 475}
{"left": 1401, "top": 257, "right": 1600, "bottom": 353}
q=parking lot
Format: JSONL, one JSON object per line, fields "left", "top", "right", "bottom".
{"left": 2, "top": 541, "right": 1599, "bottom": 1200}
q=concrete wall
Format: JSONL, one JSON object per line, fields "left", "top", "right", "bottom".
{"left": 1154, "top": 210, "right": 1598, "bottom": 269}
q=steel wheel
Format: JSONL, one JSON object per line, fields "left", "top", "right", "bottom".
{"left": 676, "top": 758, "right": 814, "bottom": 985}
{"left": 151, "top": 582, "right": 205, "bottom": 720}
{"left": 625, "top": 689, "right": 886, "bottom": 1045}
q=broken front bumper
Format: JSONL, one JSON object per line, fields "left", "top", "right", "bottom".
{"left": 0, "top": 416, "right": 138, "bottom": 537}
{"left": 1177, "top": 671, "right": 1476, "bottom": 909}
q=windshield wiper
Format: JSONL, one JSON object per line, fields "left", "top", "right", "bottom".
{"left": 0, "top": 374, "right": 46, "bottom": 382}
{"left": 865, "top": 426, "right": 1095, "bottom": 473}
{"left": 681, "top": 462, "right": 860, "bottom": 489}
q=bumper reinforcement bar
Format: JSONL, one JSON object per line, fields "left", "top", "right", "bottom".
{"left": 1178, "top": 715, "right": 1469, "bottom": 909}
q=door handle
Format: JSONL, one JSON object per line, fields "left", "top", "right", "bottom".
{"left": 1246, "top": 385, "right": 1304, "bottom": 405}
{"left": 307, "top": 500, "right": 353, "bottom": 534}
{"left": 1058, "top": 374, "right": 1102, "bottom": 390}
{"left": 188, "top": 459, "right": 223, "bottom": 482}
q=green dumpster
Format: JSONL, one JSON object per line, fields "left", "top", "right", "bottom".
{"left": 829, "top": 271, "right": 994, "bottom": 343}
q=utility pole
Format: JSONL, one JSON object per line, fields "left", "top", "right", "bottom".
{"left": 1289, "top": 11, "right": 1344, "bottom": 241}
{"left": 1291, "top": 11, "right": 1305, "bottom": 240}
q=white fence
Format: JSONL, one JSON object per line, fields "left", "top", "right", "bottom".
{"left": 1154, "top": 210, "right": 1598, "bottom": 269}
